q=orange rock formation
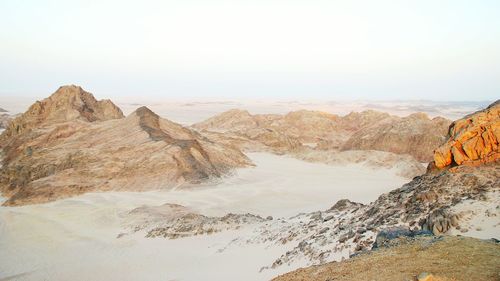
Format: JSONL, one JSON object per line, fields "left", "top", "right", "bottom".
{"left": 433, "top": 100, "right": 499, "bottom": 168}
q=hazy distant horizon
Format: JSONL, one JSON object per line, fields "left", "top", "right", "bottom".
{"left": 0, "top": 89, "right": 492, "bottom": 125}
{"left": 1, "top": 1, "right": 499, "bottom": 101}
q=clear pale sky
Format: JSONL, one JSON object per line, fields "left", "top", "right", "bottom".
{"left": 0, "top": 0, "right": 499, "bottom": 101}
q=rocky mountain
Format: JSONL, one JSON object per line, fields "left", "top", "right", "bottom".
{"left": 193, "top": 109, "right": 352, "bottom": 151}
{"left": 193, "top": 109, "right": 450, "bottom": 176}
{"left": 194, "top": 109, "right": 450, "bottom": 161}
{"left": 193, "top": 109, "right": 302, "bottom": 153}
{"left": 0, "top": 85, "right": 123, "bottom": 142}
{"left": 0, "top": 86, "right": 251, "bottom": 206}
{"left": 432, "top": 99, "right": 499, "bottom": 169}
{"left": 0, "top": 107, "right": 7, "bottom": 113}
{"left": 341, "top": 113, "right": 450, "bottom": 162}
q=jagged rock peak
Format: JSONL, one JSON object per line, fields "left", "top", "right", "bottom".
{"left": 45, "top": 85, "right": 124, "bottom": 122}
{"left": 432, "top": 99, "right": 499, "bottom": 169}
{"left": 1, "top": 85, "right": 124, "bottom": 140}
{"left": 133, "top": 106, "right": 160, "bottom": 120}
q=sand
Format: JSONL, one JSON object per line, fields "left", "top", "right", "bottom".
{"left": 0, "top": 152, "right": 408, "bottom": 281}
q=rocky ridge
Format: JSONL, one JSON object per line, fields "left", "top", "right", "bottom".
{"left": 120, "top": 203, "right": 267, "bottom": 239}
{"left": 0, "top": 86, "right": 252, "bottom": 206}
{"left": 193, "top": 108, "right": 451, "bottom": 168}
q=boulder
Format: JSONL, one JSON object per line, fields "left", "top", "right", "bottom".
{"left": 372, "top": 227, "right": 433, "bottom": 249}
{"left": 420, "top": 209, "right": 461, "bottom": 235}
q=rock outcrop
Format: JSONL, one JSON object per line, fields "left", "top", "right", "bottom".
{"left": 0, "top": 86, "right": 252, "bottom": 206}
{"left": 432, "top": 100, "right": 499, "bottom": 169}
{"left": 120, "top": 203, "right": 266, "bottom": 239}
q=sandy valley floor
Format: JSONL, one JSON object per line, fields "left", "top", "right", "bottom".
{"left": 0, "top": 152, "right": 408, "bottom": 281}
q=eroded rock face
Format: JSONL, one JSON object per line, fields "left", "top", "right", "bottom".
{"left": 0, "top": 87, "right": 252, "bottom": 206}
{"left": 433, "top": 100, "right": 499, "bottom": 169}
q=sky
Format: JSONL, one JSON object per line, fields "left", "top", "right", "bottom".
{"left": 0, "top": 0, "right": 499, "bottom": 101}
